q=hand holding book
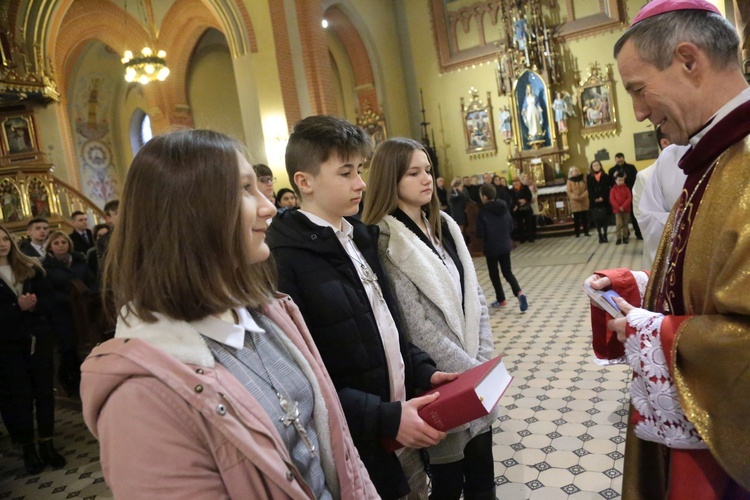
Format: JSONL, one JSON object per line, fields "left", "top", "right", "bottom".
{"left": 396, "top": 392, "right": 447, "bottom": 449}
{"left": 384, "top": 356, "right": 512, "bottom": 451}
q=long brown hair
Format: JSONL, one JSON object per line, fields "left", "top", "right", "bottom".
{"left": 0, "top": 225, "right": 44, "bottom": 283}
{"left": 104, "top": 130, "right": 276, "bottom": 323}
{"left": 361, "top": 138, "right": 442, "bottom": 242}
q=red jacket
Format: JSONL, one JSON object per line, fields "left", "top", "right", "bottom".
{"left": 609, "top": 183, "right": 632, "bottom": 213}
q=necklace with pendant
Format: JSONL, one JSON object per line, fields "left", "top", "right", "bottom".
{"left": 346, "top": 238, "right": 385, "bottom": 302}
{"left": 197, "top": 320, "right": 317, "bottom": 456}
{"left": 242, "top": 331, "right": 317, "bottom": 455}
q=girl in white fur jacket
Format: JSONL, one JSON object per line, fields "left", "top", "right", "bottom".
{"left": 362, "top": 138, "right": 497, "bottom": 500}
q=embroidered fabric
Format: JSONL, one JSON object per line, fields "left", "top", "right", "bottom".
{"left": 630, "top": 270, "right": 649, "bottom": 302}
{"left": 625, "top": 308, "right": 707, "bottom": 450}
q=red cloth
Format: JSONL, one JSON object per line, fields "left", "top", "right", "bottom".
{"left": 609, "top": 184, "right": 632, "bottom": 213}
{"left": 589, "top": 268, "right": 641, "bottom": 360}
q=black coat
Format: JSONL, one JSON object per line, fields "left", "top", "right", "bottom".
{"left": 69, "top": 229, "right": 94, "bottom": 254}
{"left": 608, "top": 162, "right": 638, "bottom": 190}
{"left": 267, "top": 210, "right": 437, "bottom": 499}
{"left": 477, "top": 199, "right": 514, "bottom": 256}
{"left": 587, "top": 172, "right": 611, "bottom": 208}
{"left": 0, "top": 267, "right": 54, "bottom": 343}
{"left": 18, "top": 240, "right": 44, "bottom": 258}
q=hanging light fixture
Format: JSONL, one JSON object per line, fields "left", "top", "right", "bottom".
{"left": 121, "top": 0, "right": 169, "bottom": 84}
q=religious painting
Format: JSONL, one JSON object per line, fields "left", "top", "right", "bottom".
{"left": 0, "top": 179, "right": 23, "bottom": 223}
{"left": 27, "top": 178, "right": 51, "bottom": 218}
{"left": 511, "top": 70, "right": 553, "bottom": 150}
{"left": 460, "top": 88, "right": 497, "bottom": 155}
{"left": 577, "top": 63, "right": 617, "bottom": 137}
{"left": 1, "top": 113, "right": 38, "bottom": 155}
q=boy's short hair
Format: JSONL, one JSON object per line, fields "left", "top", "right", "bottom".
{"left": 71, "top": 210, "right": 85, "bottom": 219}
{"left": 27, "top": 217, "right": 48, "bottom": 228}
{"left": 253, "top": 163, "right": 273, "bottom": 178}
{"left": 479, "top": 184, "right": 497, "bottom": 200}
{"left": 615, "top": 153, "right": 625, "bottom": 159}
{"left": 104, "top": 200, "right": 119, "bottom": 216}
{"left": 285, "top": 115, "right": 371, "bottom": 197}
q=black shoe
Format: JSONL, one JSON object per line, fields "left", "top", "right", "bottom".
{"left": 604, "top": 235, "right": 609, "bottom": 242}
{"left": 22, "top": 444, "right": 44, "bottom": 475}
{"left": 38, "top": 440, "right": 66, "bottom": 469}
{"left": 575, "top": 233, "right": 580, "bottom": 238}
{"left": 584, "top": 233, "right": 591, "bottom": 237}
{"left": 624, "top": 238, "right": 629, "bottom": 244}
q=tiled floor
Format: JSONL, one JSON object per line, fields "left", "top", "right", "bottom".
{"left": 0, "top": 230, "right": 641, "bottom": 499}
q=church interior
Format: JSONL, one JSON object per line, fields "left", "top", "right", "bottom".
{"left": 1, "top": 0, "right": 748, "bottom": 498}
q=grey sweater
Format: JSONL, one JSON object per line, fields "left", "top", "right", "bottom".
{"left": 377, "top": 213, "right": 497, "bottom": 464}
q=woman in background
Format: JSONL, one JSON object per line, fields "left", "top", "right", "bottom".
{"left": 566, "top": 167, "right": 590, "bottom": 237}
{"left": 275, "top": 187, "right": 298, "bottom": 210}
{"left": 362, "top": 138, "right": 496, "bottom": 500}
{"left": 0, "top": 225, "right": 65, "bottom": 475}
{"left": 43, "top": 230, "right": 96, "bottom": 397}
{"left": 80, "top": 130, "right": 376, "bottom": 499}
{"left": 587, "top": 160, "right": 611, "bottom": 243}
{"left": 447, "top": 176, "right": 470, "bottom": 232}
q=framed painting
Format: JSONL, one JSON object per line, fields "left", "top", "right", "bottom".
{"left": 578, "top": 63, "right": 617, "bottom": 137}
{"left": 460, "top": 88, "right": 497, "bottom": 155}
{"left": 0, "top": 112, "right": 38, "bottom": 156}
{"left": 511, "top": 70, "right": 554, "bottom": 151}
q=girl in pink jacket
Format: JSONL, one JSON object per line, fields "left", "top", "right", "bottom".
{"left": 80, "top": 130, "right": 377, "bottom": 499}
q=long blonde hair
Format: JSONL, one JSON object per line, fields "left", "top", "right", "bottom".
{"left": 0, "top": 225, "right": 44, "bottom": 283}
{"left": 361, "top": 138, "right": 442, "bottom": 242}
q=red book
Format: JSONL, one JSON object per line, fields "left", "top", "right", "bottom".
{"left": 384, "top": 355, "right": 512, "bottom": 451}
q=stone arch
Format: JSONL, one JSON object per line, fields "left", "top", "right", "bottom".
{"left": 323, "top": 3, "right": 378, "bottom": 112}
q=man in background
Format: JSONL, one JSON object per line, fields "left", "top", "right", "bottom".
{"left": 253, "top": 163, "right": 275, "bottom": 204}
{"left": 608, "top": 152, "right": 642, "bottom": 239}
{"left": 19, "top": 218, "right": 49, "bottom": 258}
{"left": 68, "top": 211, "right": 94, "bottom": 254}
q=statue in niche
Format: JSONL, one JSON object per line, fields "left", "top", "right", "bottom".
{"left": 522, "top": 85, "right": 543, "bottom": 139}
{"left": 514, "top": 16, "right": 528, "bottom": 51}
{"left": 499, "top": 105, "right": 512, "bottom": 141}
{"left": 552, "top": 91, "right": 576, "bottom": 133}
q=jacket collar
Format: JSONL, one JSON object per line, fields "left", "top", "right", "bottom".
{"left": 115, "top": 309, "right": 219, "bottom": 367}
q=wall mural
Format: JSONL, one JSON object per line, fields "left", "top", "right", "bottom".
{"left": 73, "top": 75, "right": 118, "bottom": 206}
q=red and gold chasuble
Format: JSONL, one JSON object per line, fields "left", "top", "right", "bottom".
{"left": 594, "top": 100, "right": 750, "bottom": 499}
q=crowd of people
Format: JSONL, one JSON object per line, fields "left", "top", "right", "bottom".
{"left": 1, "top": 203, "right": 119, "bottom": 475}
{"left": 2, "top": 1, "right": 749, "bottom": 498}
{"left": 565, "top": 152, "right": 643, "bottom": 244}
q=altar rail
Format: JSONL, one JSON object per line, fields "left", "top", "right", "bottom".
{"left": 0, "top": 163, "right": 105, "bottom": 233}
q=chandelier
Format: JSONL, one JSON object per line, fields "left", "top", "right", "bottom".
{"left": 121, "top": 0, "right": 169, "bottom": 84}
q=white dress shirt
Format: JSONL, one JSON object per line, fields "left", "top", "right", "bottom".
{"left": 298, "top": 210, "right": 406, "bottom": 405}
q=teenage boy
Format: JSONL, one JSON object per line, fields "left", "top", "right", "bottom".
{"left": 477, "top": 184, "right": 528, "bottom": 312}
{"left": 267, "top": 115, "right": 453, "bottom": 499}
{"left": 20, "top": 218, "right": 49, "bottom": 258}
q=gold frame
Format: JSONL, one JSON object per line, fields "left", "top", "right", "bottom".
{"left": 0, "top": 111, "right": 39, "bottom": 157}
{"left": 461, "top": 88, "right": 497, "bottom": 155}
{"left": 577, "top": 63, "right": 617, "bottom": 138}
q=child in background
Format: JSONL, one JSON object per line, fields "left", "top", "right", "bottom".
{"left": 609, "top": 171, "right": 631, "bottom": 245}
{"left": 477, "top": 184, "right": 528, "bottom": 312}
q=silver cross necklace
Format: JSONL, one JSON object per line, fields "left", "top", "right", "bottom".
{"left": 243, "top": 331, "right": 316, "bottom": 455}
